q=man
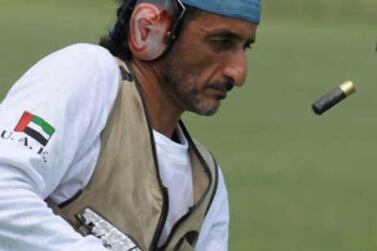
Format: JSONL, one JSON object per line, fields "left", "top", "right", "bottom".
{"left": 0, "top": 0, "right": 260, "bottom": 250}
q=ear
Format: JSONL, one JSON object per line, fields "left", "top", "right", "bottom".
{"left": 128, "top": 3, "right": 173, "bottom": 61}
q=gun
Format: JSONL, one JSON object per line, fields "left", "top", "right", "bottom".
{"left": 76, "top": 207, "right": 142, "bottom": 251}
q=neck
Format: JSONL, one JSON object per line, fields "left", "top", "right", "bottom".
{"left": 131, "top": 59, "right": 183, "bottom": 138}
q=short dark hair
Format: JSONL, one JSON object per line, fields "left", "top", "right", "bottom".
{"left": 99, "top": 0, "right": 199, "bottom": 61}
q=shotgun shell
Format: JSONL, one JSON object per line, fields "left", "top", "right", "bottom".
{"left": 312, "top": 81, "right": 356, "bottom": 115}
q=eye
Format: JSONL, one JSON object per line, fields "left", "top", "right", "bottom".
{"left": 210, "top": 38, "right": 234, "bottom": 51}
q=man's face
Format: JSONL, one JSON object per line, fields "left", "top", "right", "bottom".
{"left": 158, "top": 10, "right": 257, "bottom": 116}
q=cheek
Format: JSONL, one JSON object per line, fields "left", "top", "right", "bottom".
{"left": 191, "top": 62, "right": 219, "bottom": 90}
{"left": 166, "top": 37, "right": 220, "bottom": 90}
{"left": 183, "top": 46, "right": 221, "bottom": 84}
{"left": 183, "top": 43, "right": 216, "bottom": 67}
{"left": 179, "top": 52, "right": 219, "bottom": 87}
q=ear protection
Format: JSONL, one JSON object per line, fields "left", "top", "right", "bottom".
{"left": 129, "top": 3, "right": 172, "bottom": 60}
{"left": 110, "top": 0, "right": 186, "bottom": 61}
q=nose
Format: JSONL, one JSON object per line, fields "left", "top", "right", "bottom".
{"left": 222, "top": 49, "right": 247, "bottom": 87}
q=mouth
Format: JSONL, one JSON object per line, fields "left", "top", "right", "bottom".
{"left": 206, "top": 83, "right": 232, "bottom": 100}
{"left": 210, "top": 87, "right": 227, "bottom": 100}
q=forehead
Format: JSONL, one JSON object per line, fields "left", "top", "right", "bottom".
{"left": 186, "top": 10, "right": 257, "bottom": 40}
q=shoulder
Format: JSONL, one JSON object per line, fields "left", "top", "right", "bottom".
{"left": 6, "top": 43, "right": 121, "bottom": 116}
{"left": 1, "top": 44, "right": 122, "bottom": 152}
{"left": 48, "top": 43, "right": 121, "bottom": 105}
{"left": 51, "top": 43, "right": 118, "bottom": 72}
{"left": 15, "top": 43, "right": 120, "bottom": 89}
{"left": 25, "top": 43, "right": 120, "bottom": 90}
{"left": 47, "top": 43, "right": 116, "bottom": 65}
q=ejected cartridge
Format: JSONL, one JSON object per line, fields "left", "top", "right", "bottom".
{"left": 312, "top": 81, "right": 356, "bottom": 115}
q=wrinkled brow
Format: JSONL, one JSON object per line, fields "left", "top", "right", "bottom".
{"left": 206, "top": 30, "right": 255, "bottom": 44}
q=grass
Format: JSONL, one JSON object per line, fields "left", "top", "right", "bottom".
{"left": 1, "top": 1, "right": 377, "bottom": 250}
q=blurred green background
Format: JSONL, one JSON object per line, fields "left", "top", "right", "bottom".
{"left": 1, "top": 1, "right": 376, "bottom": 250}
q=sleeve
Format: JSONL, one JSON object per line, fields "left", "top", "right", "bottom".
{"left": 195, "top": 168, "right": 230, "bottom": 251}
{"left": 0, "top": 44, "right": 119, "bottom": 251}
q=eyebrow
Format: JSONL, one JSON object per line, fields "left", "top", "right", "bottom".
{"left": 207, "top": 30, "right": 256, "bottom": 45}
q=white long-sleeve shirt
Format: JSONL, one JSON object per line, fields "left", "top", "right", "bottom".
{"left": 0, "top": 44, "right": 229, "bottom": 251}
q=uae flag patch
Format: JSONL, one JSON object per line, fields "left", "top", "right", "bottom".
{"left": 15, "top": 111, "right": 55, "bottom": 146}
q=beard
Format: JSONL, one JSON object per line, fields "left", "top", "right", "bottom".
{"left": 161, "top": 66, "right": 218, "bottom": 116}
{"left": 159, "top": 53, "right": 233, "bottom": 116}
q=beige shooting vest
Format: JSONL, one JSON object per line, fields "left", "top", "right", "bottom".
{"left": 49, "top": 60, "right": 219, "bottom": 251}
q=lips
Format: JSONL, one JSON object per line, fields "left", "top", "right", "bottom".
{"left": 208, "top": 86, "right": 227, "bottom": 100}
{"left": 206, "top": 81, "right": 234, "bottom": 100}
